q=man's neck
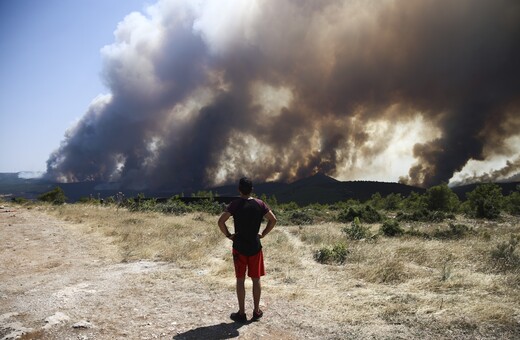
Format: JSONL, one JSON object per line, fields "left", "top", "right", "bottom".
{"left": 240, "top": 194, "right": 252, "bottom": 199}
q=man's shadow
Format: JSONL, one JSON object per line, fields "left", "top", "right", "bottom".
{"left": 173, "top": 322, "right": 246, "bottom": 340}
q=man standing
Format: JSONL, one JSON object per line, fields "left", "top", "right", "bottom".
{"left": 218, "top": 177, "right": 277, "bottom": 323}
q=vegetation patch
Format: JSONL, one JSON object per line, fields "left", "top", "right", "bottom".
{"left": 380, "top": 219, "right": 404, "bottom": 237}
{"left": 314, "top": 243, "right": 349, "bottom": 265}
{"left": 337, "top": 205, "right": 382, "bottom": 224}
{"left": 342, "top": 217, "right": 373, "bottom": 240}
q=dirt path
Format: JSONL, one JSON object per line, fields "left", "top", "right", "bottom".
{"left": 1, "top": 206, "right": 355, "bottom": 340}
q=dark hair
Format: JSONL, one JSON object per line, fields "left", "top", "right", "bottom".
{"left": 239, "top": 177, "right": 253, "bottom": 195}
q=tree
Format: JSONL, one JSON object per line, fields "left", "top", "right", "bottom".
{"left": 466, "top": 183, "right": 503, "bottom": 219}
{"left": 38, "top": 187, "right": 67, "bottom": 205}
{"left": 504, "top": 186, "right": 520, "bottom": 216}
{"left": 402, "top": 191, "right": 427, "bottom": 211}
{"left": 368, "top": 192, "right": 384, "bottom": 210}
{"left": 425, "top": 183, "right": 459, "bottom": 212}
{"left": 382, "top": 193, "right": 403, "bottom": 211}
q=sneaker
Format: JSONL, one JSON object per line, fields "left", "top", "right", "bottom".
{"left": 251, "top": 309, "right": 263, "bottom": 321}
{"left": 230, "top": 311, "right": 247, "bottom": 323}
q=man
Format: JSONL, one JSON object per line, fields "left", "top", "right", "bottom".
{"left": 218, "top": 177, "right": 277, "bottom": 323}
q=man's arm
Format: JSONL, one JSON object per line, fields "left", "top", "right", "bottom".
{"left": 218, "top": 212, "right": 234, "bottom": 240}
{"left": 260, "top": 210, "right": 277, "bottom": 238}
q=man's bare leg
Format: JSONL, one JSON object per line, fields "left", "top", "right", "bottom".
{"left": 236, "top": 277, "right": 246, "bottom": 314}
{"left": 252, "top": 278, "right": 261, "bottom": 313}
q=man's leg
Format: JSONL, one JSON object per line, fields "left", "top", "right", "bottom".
{"left": 252, "top": 277, "right": 261, "bottom": 313}
{"left": 236, "top": 277, "right": 246, "bottom": 314}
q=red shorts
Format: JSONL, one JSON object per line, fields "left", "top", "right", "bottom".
{"left": 232, "top": 248, "right": 265, "bottom": 278}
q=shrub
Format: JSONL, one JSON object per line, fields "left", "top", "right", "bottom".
{"left": 504, "top": 190, "right": 520, "bottom": 216}
{"left": 382, "top": 193, "right": 403, "bottom": 211}
{"left": 425, "top": 183, "right": 460, "bottom": 212}
{"left": 314, "top": 243, "right": 349, "bottom": 264}
{"left": 288, "top": 210, "right": 314, "bottom": 225}
{"left": 402, "top": 191, "right": 427, "bottom": 211}
{"left": 156, "top": 198, "right": 193, "bottom": 215}
{"left": 337, "top": 205, "right": 382, "bottom": 224}
{"left": 466, "top": 183, "right": 503, "bottom": 219}
{"left": 337, "top": 207, "right": 360, "bottom": 223}
{"left": 12, "top": 196, "right": 29, "bottom": 204}
{"left": 38, "top": 187, "right": 66, "bottom": 204}
{"left": 133, "top": 197, "right": 157, "bottom": 212}
{"left": 368, "top": 192, "right": 384, "bottom": 210}
{"left": 342, "top": 217, "right": 371, "bottom": 240}
{"left": 362, "top": 205, "right": 383, "bottom": 223}
{"left": 190, "top": 199, "right": 223, "bottom": 215}
{"left": 380, "top": 219, "right": 404, "bottom": 237}
{"left": 491, "top": 234, "right": 520, "bottom": 271}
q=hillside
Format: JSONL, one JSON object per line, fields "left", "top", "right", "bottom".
{"left": 1, "top": 172, "right": 518, "bottom": 205}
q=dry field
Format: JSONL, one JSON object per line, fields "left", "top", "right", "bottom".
{"left": 1, "top": 202, "right": 519, "bottom": 339}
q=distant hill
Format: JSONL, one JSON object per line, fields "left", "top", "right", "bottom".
{"left": 1, "top": 172, "right": 518, "bottom": 206}
{"left": 213, "top": 173, "right": 425, "bottom": 205}
{"left": 0, "top": 172, "right": 54, "bottom": 200}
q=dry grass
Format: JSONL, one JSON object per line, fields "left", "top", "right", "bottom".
{"left": 40, "top": 203, "right": 520, "bottom": 336}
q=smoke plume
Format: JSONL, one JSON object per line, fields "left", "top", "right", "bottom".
{"left": 46, "top": 0, "right": 520, "bottom": 190}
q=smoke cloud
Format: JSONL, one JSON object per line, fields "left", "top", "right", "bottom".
{"left": 46, "top": 0, "right": 520, "bottom": 190}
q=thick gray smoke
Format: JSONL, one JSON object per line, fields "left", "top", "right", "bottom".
{"left": 46, "top": 0, "right": 520, "bottom": 190}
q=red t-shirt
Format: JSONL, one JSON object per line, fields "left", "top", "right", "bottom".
{"left": 226, "top": 198, "right": 270, "bottom": 256}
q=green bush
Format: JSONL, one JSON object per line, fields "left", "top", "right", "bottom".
{"left": 504, "top": 190, "right": 520, "bottom": 216}
{"left": 382, "top": 193, "right": 403, "bottom": 211}
{"left": 337, "top": 205, "right": 382, "bottom": 224}
{"left": 156, "top": 198, "right": 194, "bottom": 215}
{"left": 466, "top": 183, "right": 503, "bottom": 219}
{"left": 380, "top": 219, "right": 404, "bottom": 237}
{"left": 12, "top": 197, "right": 29, "bottom": 204}
{"left": 425, "top": 183, "right": 460, "bottom": 212}
{"left": 401, "top": 191, "right": 427, "bottom": 212}
{"left": 337, "top": 207, "right": 360, "bottom": 223}
{"left": 342, "top": 217, "right": 371, "bottom": 240}
{"left": 368, "top": 192, "right": 384, "bottom": 210}
{"left": 314, "top": 243, "right": 349, "bottom": 264}
{"left": 288, "top": 210, "right": 314, "bottom": 225}
{"left": 190, "top": 199, "right": 223, "bottom": 215}
{"left": 38, "top": 187, "right": 67, "bottom": 205}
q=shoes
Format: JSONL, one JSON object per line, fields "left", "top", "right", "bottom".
{"left": 252, "top": 309, "right": 263, "bottom": 321}
{"left": 230, "top": 311, "right": 247, "bottom": 323}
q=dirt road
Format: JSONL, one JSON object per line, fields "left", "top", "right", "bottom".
{"left": 1, "top": 206, "right": 350, "bottom": 339}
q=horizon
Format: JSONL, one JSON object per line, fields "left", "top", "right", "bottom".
{"left": 2, "top": 170, "right": 519, "bottom": 191}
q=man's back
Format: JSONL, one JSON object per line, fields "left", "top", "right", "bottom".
{"left": 227, "top": 198, "right": 269, "bottom": 256}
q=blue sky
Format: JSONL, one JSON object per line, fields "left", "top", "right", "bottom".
{"left": 0, "top": 0, "right": 149, "bottom": 172}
